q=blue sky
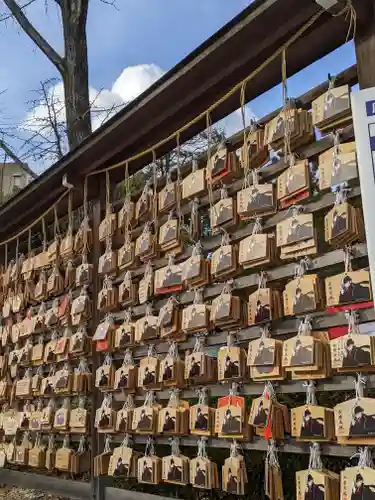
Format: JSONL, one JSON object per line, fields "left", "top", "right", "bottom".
{"left": 0, "top": 0, "right": 356, "bottom": 171}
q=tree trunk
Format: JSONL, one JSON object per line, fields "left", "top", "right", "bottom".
{"left": 61, "top": 3, "right": 92, "bottom": 150}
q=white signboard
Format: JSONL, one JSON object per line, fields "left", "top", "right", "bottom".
{"left": 351, "top": 87, "right": 375, "bottom": 305}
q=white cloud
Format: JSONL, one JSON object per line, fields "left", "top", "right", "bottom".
{"left": 218, "top": 106, "right": 258, "bottom": 137}
{"left": 22, "top": 63, "right": 166, "bottom": 137}
{"left": 112, "top": 64, "right": 165, "bottom": 102}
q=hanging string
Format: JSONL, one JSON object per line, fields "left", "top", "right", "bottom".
{"left": 281, "top": 48, "right": 292, "bottom": 162}
{"left": 297, "top": 316, "right": 312, "bottom": 336}
{"left": 260, "top": 324, "right": 270, "bottom": 340}
{"left": 266, "top": 440, "right": 281, "bottom": 469}
{"left": 358, "top": 447, "right": 374, "bottom": 469}
{"left": 332, "top": 131, "right": 342, "bottom": 177}
{"left": 251, "top": 217, "right": 263, "bottom": 236}
{"left": 42, "top": 217, "right": 47, "bottom": 251}
{"left": 82, "top": 176, "right": 89, "bottom": 254}
{"left": 145, "top": 436, "right": 155, "bottom": 457}
{"left": 189, "top": 198, "right": 199, "bottom": 241}
{"left": 28, "top": 229, "right": 32, "bottom": 256}
{"left": 240, "top": 81, "right": 248, "bottom": 169}
{"left": 230, "top": 440, "right": 240, "bottom": 458}
{"left": 206, "top": 111, "right": 217, "bottom": 219}
{"left": 262, "top": 381, "right": 276, "bottom": 401}
{"left": 343, "top": 245, "right": 353, "bottom": 272}
{"left": 229, "top": 381, "right": 239, "bottom": 397}
{"left": 303, "top": 380, "right": 317, "bottom": 405}
{"left": 335, "top": 182, "right": 350, "bottom": 206}
{"left": 168, "top": 388, "right": 180, "bottom": 408}
{"left": 257, "top": 271, "right": 267, "bottom": 291}
{"left": 121, "top": 434, "right": 131, "bottom": 449}
{"left": 308, "top": 443, "right": 323, "bottom": 471}
{"left": 124, "top": 161, "right": 130, "bottom": 199}
{"left": 197, "top": 437, "right": 208, "bottom": 458}
{"left": 0, "top": 189, "right": 69, "bottom": 248}
{"left": 196, "top": 387, "right": 208, "bottom": 405}
{"left": 193, "top": 332, "right": 207, "bottom": 353}
{"left": 67, "top": 188, "right": 73, "bottom": 233}
{"left": 83, "top": 176, "right": 88, "bottom": 220}
{"left": 175, "top": 132, "right": 183, "bottom": 228}
{"left": 15, "top": 237, "right": 19, "bottom": 284}
{"left": 53, "top": 206, "right": 60, "bottom": 240}
{"left": 152, "top": 150, "right": 159, "bottom": 235}
{"left": 105, "top": 170, "right": 111, "bottom": 216}
{"left": 332, "top": 0, "right": 357, "bottom": 42}
{"left": 355, "top": 373, "right": 366, "bottom": 400}
{"left": 170, "top": 437, "right": 180, "bottom": 456}
{"left": 104, "top": 435, "right": 112, "bottom": 453}
{"left": 346, "top": 310, "right": 360, "bottom": 336}
{"left": 294, "top": 257, "right": 310, "bottom": 279}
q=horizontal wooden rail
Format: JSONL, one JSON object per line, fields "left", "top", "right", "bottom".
{"left": 118, "top": 435, "right": 357, "bottom": 458}
{"left": 113, "top": 370, "right": 375, "bottom": 404}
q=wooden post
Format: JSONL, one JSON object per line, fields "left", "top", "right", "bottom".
{"left": 354, "top": 0, "right": 375, "bottom": 89}
{"left": 90, "top": 175, "right": 104, "bottom": 500}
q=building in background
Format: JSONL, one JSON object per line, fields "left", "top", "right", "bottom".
{"left": 0, "top": 162, "right": 37, "bottom": 204}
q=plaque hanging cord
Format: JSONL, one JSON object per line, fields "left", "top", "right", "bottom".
{"left": 303, "top": 380, "right": 317, "bottom": 405}
{"left": 308, "top": 443, "right": 323, "bottom": 471}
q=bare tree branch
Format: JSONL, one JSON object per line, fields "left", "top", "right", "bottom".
{"left": 0, "top": 0, "right": 36, "bottom": 21}
{"left": 0, "top": 136, "right": 23, "bottom": 164}
{"left": 98, "top": 0, "right": 118, "bottom": 10}
{"left": 2, "top": 0, "right": 65, "bottom": 73}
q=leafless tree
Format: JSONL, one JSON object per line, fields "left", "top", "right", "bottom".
{"left": 0, "top": 78, "right": 125, "bottom": 165}
{"left": 1, "top": 0, "right": 116, "bottom": 151}
{"left": 155, "top": 127, "right": 226, "bottom": 177}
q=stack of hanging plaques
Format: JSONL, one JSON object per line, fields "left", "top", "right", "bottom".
{"left": 240, "top": 127, "right": 268, "bottom": 170}
{"left": 210, "top": 190, "right": 238, "bottom": 232}
{"left": 277, "top": 159, "right": 311, "bottom": 208}
{"left": 237, "top": 183, "right": 276, "bottom": 220}
{"left": 210, "top": 289, "right": 244, "bottom": 330}
{"left": 282, "top": 331, "right": 330, "bottom": 380}
{"left": 325, "top": 269, "right": 372, "bottom": 308}
{"left": 296, "top": 467, "right": 339, "bottom": 500}
{"left": 182, "top": 248, "right": 210, "bottom": 288}
{"left": 264, "top": 107, "right": 314, "bottom": 151}
{"left": 222, "top": 451, "right": 248, "bottom": 496}
{"left": 291, "top": 403, "right": 335, "bottom": 442}
{"left": 283, "top": 274, "right": 325, "bottom": 317}
{"left": 249, "top": 390, "right": 290, "bottom": 440}
{"left": 247, "top": 287, "right": 283, "bottom": 326}
{"left": 206, "top": 143, "right": 240, "bottom": 186}
{"left": 211, "top": 242, "right": 238, "bottom": 281}
{"left": 277, "top": 212, "right": 317, "bottom": 260}
{"left": 324, "top": 201, "right": 364, "bottom": 248}
{"left": 318, "top": 141, "right": 358, "bottom": 190}
{"left": 330, "top": 332, "right": 375, "bottom": 373}
{"left": 158, "top": 181, "right": 177, "bottom": 214}
{"left": 247, "top": 337, "right": 284, "bottom": 382}
{"left": 158, "top": 216, "right": 183, "bottom": 256}
{"left": 312, "top": 84, "right": 352, "bottom": 132}
{"left": 238, "top": 232, "right": 277, "bottom": 269}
